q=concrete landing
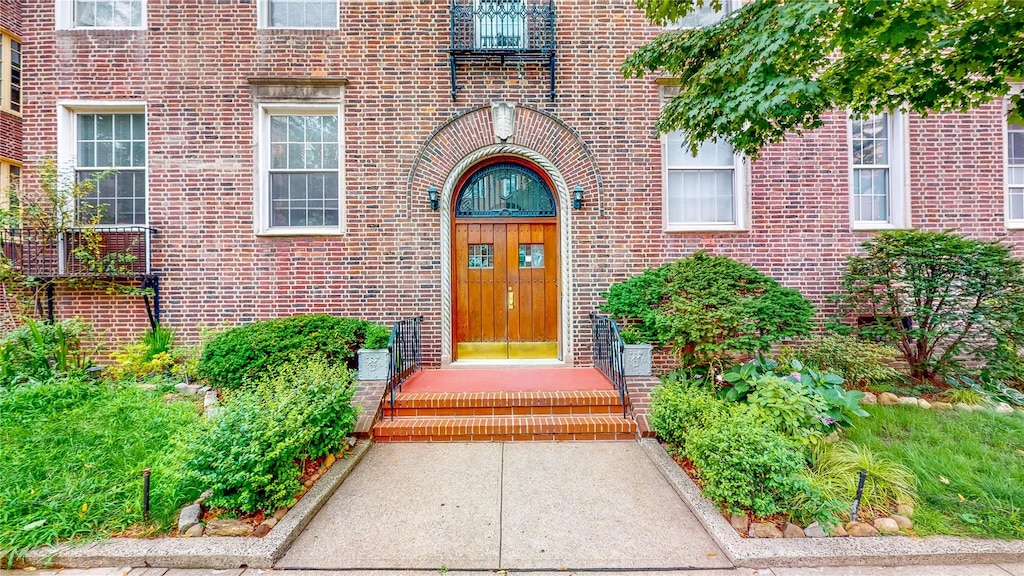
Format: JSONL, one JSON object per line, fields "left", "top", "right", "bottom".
{"left": 277, "top": 441, "right": 729, "bottom": 571}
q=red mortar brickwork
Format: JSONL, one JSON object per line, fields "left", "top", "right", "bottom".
{"left": 0, "top": 0, "right": 20, "bottom": 164}
{"left": 9, "top": 0, "right": 1024, "bottom": 368}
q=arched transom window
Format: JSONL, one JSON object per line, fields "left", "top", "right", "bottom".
{"left": 455, "top": 162, "right": 556, "bottom": 218}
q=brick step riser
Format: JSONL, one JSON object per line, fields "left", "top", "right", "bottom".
{"left": 382, "top": 405, "right": 623, "bottom": 417}
{"left": 375, "top": 432, "right": 637, "bottom": 442}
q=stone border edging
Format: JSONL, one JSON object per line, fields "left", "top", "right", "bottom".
{"left": 639, "top": 437, "right": 1024, "bottom": 569}
{"left": 25, "top": 440, "right": 372, "bottom": 570}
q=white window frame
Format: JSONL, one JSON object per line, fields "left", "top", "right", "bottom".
{"left": 57, "top": 101, "right": 149, "bottom": 227}
{"left": 258, "top": 0, "right": 340, "bottom": 30}
{"left": 848, "top": 111, "right": 910, "bottom": 230}
{"left": 662, "top": 131, "right": 748, "bottom": 232}
{"left": 256, "top": 103, "right": 345, "bottom": 236}
{"left": 56, "top": 0, "right": 147, "bottom": 30}
{"left": 0, "top": 29, "right": 20, "bottom": 115}
{"left": 0, "top": 158, "right": 21, "bottom": 210}
{"left": 666, "top": 0, "right": 740, "bottom": 29}
{"left": 1007, "top": 88, "right": 1024, "bottom": 229}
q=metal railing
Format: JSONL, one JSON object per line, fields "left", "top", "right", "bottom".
{"left": 0, "top": 227, "right": 153, "bottom": 278}
{"left": 386, "top": 316, "right": 424, "bottom": 420}
{"left": 450, "top": 0, "right": 555, "bottom": 54}
{"left": 590, "top": 313, "right": 632, "bottom": 418}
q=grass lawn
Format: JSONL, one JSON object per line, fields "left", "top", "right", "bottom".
{"left": 0, "top": 378, "right": 206, "bottom": 563}
{"left": 845, "top": 404, "right": 1024, "bottom": 539}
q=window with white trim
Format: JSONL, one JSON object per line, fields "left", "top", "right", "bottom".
{"left": 261, "top": 0, "right": 338, "bottom": 29}
{"left": 67, "top": 110, "right": 147, "bottom": 225}
{"left": 57, "top": 0, "right": 146, "bottom": 29}
{"left": 259, "top": 106, "right": 343, "bottom": 233}
{"left": 669, "top": 0, "right": 738, "bottom": 28}
{"left": 664, "top": 131, "right": 746, "bottom": 230}
{"left": 1009, "top": 120, "right": 1024, "bottom": 225}
{"left": 850, "top": 112, "right": 908, "bottom": 228}
{"left": 0, "top": 30, "right": 20, "bottom": 114}
{"left": 1, "top": 159, "right": 20, "bottom": 210}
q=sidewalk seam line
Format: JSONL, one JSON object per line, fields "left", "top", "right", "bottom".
{"left": 499, "top": 441, "right": 506, "bottom": 570}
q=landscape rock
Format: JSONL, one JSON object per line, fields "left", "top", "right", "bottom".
{"left": 204, "top": 519, "right": 253, "bottom": 537}
{"left": 861, "top": 392, "right": 877, "bottom": 405}
{"left": 729, "top": 513, "right": 749, "bottom": 534}
{"left": 253, "top": 522, "right": 273, "bottom": 538}
{"left": 917, "top": 399, "right": 932, "bottom": 409}
{"left": 891, "top": 514, "right": 913, "bottom": 530}
{"left": 749, "top": 522, "right": 783, "bottom": 538}
{"left": 175, "top": 383, "right": 201, "bottom": 395}
{"left": 204, "top": 390, "right": 218, "bottom": 408}
{"left": 955, "top": 403, "right": 972, "bottom": 411}
{"left": 874, "top": 517, "right": 900, "bottom": 534}
{"left": 803, "top": 522, "right": 827, "bottom": 538}
{"left": 347, "top": 436, "right": 357, "bottom": 447}
{"left": 182, "top": 524, "right": 205, "bottom": 538}
{"left": 995, "top": 402, "right": 1015, "bottom": 414}
{"left": 193, "top": 489, "right": 213, "bottom": 507}
{"left": 782, "top": 523, "right": 805, "bottom": 538}
{"left": 845, "top": 521, "right": 879, "bottom": 537}
{"left": 897, "top": 504, "right": 915, "bottom": 517}
{"left": 198, "top": 386, "right": 211, "bottom": 395}
{"left": 878, "top": 392, "right": 899, "bottom": 405}
{"left": 262, "top": 517, "right": 278, "bottom": 529}
{"left": 177, "top": 503, "right": 202, "bottom": 534}
{"left": 932, "top": 402, "right": 953, "bottom": 411}
{"left": 273, "top": 508, "right": 289, "bottom": 521}
{"left": 831, "top": 524, "right": 849, "bottom": 537}
{"left": 898, "top": 396, "right": 919, "bottom": 406}
{"left": 324, "top": 453, "right": 336, "bottom": 469}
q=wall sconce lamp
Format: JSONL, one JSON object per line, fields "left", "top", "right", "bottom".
{"left": 573, "top": 186, "right": 584, "bottom": 210}
{"left": 428, "top": 186, "right": 439, "bottom": 211}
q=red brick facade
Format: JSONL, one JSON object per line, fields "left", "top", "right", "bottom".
{"left": 10, "top": 1, "right": 1024, "bottom": 365}
{"left": 0, "top": 0, "right": 20, "bottom": 164}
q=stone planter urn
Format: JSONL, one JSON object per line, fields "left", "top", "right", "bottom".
{"left": 622, "top": 343, "right": 653, "bottom": 377}
{"left": 357, "top": 348, "right": 390, "bottom": 381}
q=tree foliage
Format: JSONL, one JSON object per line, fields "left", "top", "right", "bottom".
{"left": 829, "top": 230, "right": 1024, "bottom": 381}
{"left": 623, "top": 0, "right": 1024, "bottom": 159}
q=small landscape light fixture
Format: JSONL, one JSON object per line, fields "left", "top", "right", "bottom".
{"left": 573, "top": 185, "right": 584, "bottom": 210}
{"left": 428, "top": 186, "right": 439, "bottom": 211}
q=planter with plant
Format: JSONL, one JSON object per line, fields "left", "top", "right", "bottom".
{"left": 620, "top": 327, "right": 653, "bottom": 377}
{"left": 356, "top": 322, "right": 392, "bottom": 381}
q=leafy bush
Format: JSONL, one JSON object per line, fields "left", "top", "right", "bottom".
{"left": 939, "top": 385, "right": 988, "bottom": 406}
{"left": 108, "top": 325, "right": 180, "bottom": 380}
{"left": 197, "top": 314, "right": 384, "bottom": 389}
{"left": 601, "top": 251, "right": 814, "bottom": 368}
{"left": 800, "top": 334, "right": 900, "bottom": 387}
{"left": 805, "top": 441, "right": 917, "bottom": 514}
{"left": 746, "top": 375, "right": 830, "bottom": 445}
{"left": 184, "top": 359, "right": 359, "bottom": 513}
{"left": 830, "top": 230, "right": 1024, "bottom": 381}
{"left": 649, "top": 371, "right": 728, "bottom": 456}
{"left": 687, "top": 406, "right": 838, "bottom": 523}
{"left": 0, "top": 319, "right": 91, "bottom": 388}
{"left": 361, "top": 322, "right": 391, "bottom": 349}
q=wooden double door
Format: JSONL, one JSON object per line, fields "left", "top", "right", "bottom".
{"left": 454, "top": 221, "right": 559, "bottom": 359}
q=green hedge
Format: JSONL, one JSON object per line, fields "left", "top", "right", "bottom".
{"left": 184, "top": 359, "right": 359, "bottom": 513}
{"left": 196, "top": 314, "right": 388, "bottom": 390}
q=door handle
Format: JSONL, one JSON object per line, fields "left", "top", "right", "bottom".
{"left": 508, "top": 287, "right": 514, "bottom": 310}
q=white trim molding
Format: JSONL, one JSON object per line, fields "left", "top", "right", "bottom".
{"left": 848, "top": 110, "right": 911, "bottom": 230}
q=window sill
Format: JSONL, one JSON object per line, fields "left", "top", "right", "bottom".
{"left": 664, "top": 223, "right": 747, "bottom": 233}
{"left": 1007, "top": 221, "right": 1024, "bottom": 230}
{"left": 851, "top": 221, "right": 910, "bottom": 231}
{"left": 256, "top": 227, "right": 345, "bottom": 237}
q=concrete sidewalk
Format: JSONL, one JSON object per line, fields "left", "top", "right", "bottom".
{"left": 277, "top": 441, "right": 730, "bottom": 571}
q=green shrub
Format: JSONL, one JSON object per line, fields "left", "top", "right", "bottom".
{"left": 185, "top": 359, "right": 359, "bottom": 513}
{"left": 805, "top": 441, "right": 917, "bottom": 513}
{"left": 0, "top": 319, "right": 91, "bottom": 388}
{"left": 361, "top": 323, "right": 391, "bottom": 349}
{"left": 830, "top": 230, "right": 1024, "bottom": 380}
{"left": 196, "top": 314, "right": 383, "bottom": 389}
{"left": 801, "top": 334, "right": 900, "bottom": 387}
{"left": 687, "top": 406, "right": 836, "bottom": 523}
{"left": 746, "top": 375, "right": 830, "bottom": 445}
{"left": 601, "top": 251, "right": 814, "bottom": 368}
{"left": 649, "top": 371, "right": 728, "bottom": 456}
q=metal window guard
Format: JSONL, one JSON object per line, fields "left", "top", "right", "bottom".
{"left": 0, "top": 226, "right": 154, "bottom": 278}
{"left": 590, "top": 312, "right": 633, "bottom": 419}
{"left": 386, "top": 316, "right": 425, "bottom": 420}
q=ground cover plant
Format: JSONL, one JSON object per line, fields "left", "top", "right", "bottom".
{"left": 601, "top": 251, "right": 813, "bottom": 368}
{"left": 197, "top": 314, "right": 389, "bottom": 389}
{"left": 0, "top": 377, "right": 205, "bottom": 564}
{"left": 843, "top": 405, "right": 1024, "bottom": 539}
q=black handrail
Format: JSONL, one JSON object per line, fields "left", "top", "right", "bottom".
{"left": 590, "top": 312, "right": 632, "bottom": 419}
{"left": 386, "top": 316, "right": 424, "bottom": 420}
{"left": 0, "top": 226, "right": 153, "bottom": 278}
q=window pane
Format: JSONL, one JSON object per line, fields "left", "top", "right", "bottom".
{"left": 851, "top": 114, "right": 889, "bottom": 166}
{"left": 266, "top": 113, "right": 340, "bottom": 228}
{"left": 75, "top": 0, "right": 143, "bottom": 27}
{"left": 1010, "top": 126, "right": 1024, "bottom": 165}
{"left": 672, "top": 0, "right": 731, "bottom": 28}
{"left": 269, "top": 0, "right": 338, "bottom": 28}
{"left": 77, "top": 169, "right": 146, "bottom": 225}
{"left": 666, "top": 168, "right": 734, "bottom": 224}
{"left": 1009, "top": 188, "right": 1024, "bottom": 221}
{"left": 666, "top": 131, "right": 734, "bottom": 168}
{"left": 853, "top": 168, "right": 889, "bottom": 222}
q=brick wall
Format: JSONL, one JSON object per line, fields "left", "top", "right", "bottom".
{"left": 11, "top": 0, "right": 1023, "bottom": 366}
{"left": 0, "top": 0, "right": 20, "bottom": 163}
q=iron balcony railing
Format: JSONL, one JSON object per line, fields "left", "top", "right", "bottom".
{"left": 450, "top": 0, "right": 555, "bottom": 55}
{"left": 0, "top": 226, "right": 154, "bottom": 278}
{"left": 386, "top": 316, "right": 424, "bottom": 420}
{"left": 590, "top": 313, "right": 632, "bottom": 419}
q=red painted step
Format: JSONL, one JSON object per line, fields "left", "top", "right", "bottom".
{"left": 373, "top": 414, "right": 637, "bottom": 442}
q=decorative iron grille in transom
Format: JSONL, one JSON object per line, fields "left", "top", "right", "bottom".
{"left": 455, "top": 162, "right": 556, "bottom": 218}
